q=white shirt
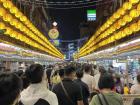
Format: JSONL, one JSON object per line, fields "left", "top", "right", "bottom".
{"left": 82, "top": 73, "right": 96, "bottom": 93}
{"left": 94, "top": 73, "right": 101, "bottom": 90}
{"left": 20, "top": 80, "right": 58, "bottom": 105}
{"left": 130, "top": 84, "right": 140, "bottom": 94}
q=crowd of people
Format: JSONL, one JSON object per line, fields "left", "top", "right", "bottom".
{"left": 0, "top": 62, "right": 140, "bottom": 105}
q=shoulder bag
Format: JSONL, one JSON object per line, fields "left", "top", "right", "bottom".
{"left": 60, "top": 81, "right": 75, "bottom": 105}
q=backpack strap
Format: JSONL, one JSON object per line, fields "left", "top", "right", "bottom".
{"left": 97, "top": 93, "right": 110, "bottom": 105}
{"left": 97, "top": 94, "right": 104, "bottom": 105}
{"left": 60, "top": 81, "right": 75, "bottom": 105}
{"left": 101, "top": 93, "right": 110, "bottom": 105}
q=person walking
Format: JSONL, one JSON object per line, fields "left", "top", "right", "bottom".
{"left": 53, "top": 65, "right": 84, "bottom": 105}
{"left": 130, "top": 74, "right": 140, "bottom": 94}
{"left": 90, "top": 73, "right": 123, "bottom": 105}
{"left": 20, "top": 64, "right": 58, "bottom": 105}
{"left": 82, "top": 65, "right": 96, "bottom": 94}
{"left": 75, "top": 70, "right": 90, "bottom": 105}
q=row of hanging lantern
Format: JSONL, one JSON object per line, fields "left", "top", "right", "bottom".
{"left": 0, "top": 0, "right": 64, "bottom": 59}
{"left": 74, "top": 0, "right": 140, "bottom": 59}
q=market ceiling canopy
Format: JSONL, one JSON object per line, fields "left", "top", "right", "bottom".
{"left": 74, "top": 0, "right": 140, "bottom": 59}
{"left": 0, "top": 43, "right": 63, "bottom": 62}
{"left": 79, "top": 38, "right": 140, "bottom": 61}
{"left": 0, "top": 0, "right": 64, "bottom": 59}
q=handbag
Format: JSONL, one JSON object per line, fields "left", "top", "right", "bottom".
{"left": 60, "top": 81, "right": 75, "bottom": 105}
{"left": 97, "top": 93, "right": 110, "bottom": 105}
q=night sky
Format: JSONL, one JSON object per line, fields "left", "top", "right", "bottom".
{"left": 47, "top": 0, "right": 96, "bottom": 54}
{"left": 48, "top": 1, "right": 96, "bottom": 41}
{"left": 49, "top": 8, "right": 87, "bottom": 40}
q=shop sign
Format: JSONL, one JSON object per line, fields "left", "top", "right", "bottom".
{"left": 48, "top": 28, "right": 59, "bottom": 39}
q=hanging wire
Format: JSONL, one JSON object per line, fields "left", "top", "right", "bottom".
{"left": 47, "top": 0, "right": 97, "bottom": 4}
{"left": 18, "top": 0, "right": 113, "bottom": 6}
{"left": 21, "top": 0, "right": 103, "bottom": 6}
{"left": 19, "top": 0, "right": 104, "bottom": 4}
{"left": 18, "top": 0, "right": 113, "bottom": 9}
{"left": 38, "top": 1, "right": 98, "bottom": 6}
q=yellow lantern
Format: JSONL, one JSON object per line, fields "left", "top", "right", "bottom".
{"left": 5, "top": 27, "right": 13, "bottom": 35}
{"left": 30, "top": 33, "right": 34, "bottom": 38}
{"left": 24, "top": 28, "right": 28, "bottom": 34}
{"left": 119, "top": 31, "right": 125, "bottom": 38}
{"left": 0, "top": 22, "right": 5, "bottom": 29}
{"left": 135, "top": 22, "right": 140, "bottom": 32}
{"left": 18, "top": 33, "right": 23, "bottom": 40}
{"left": 113, "top": 13, "right": 120, "bottom": 19}
{"left": 121, "top": 31, "right": 126, "bottom": 38}
{"left": 16, "top": 22, "right": 22, "bottom": 29}
{"left": 28, "top": 41, "right": 32, "bottom": 45}
{"left": 32, "top": 28, "right": 36, "bottom": 33}
{"left": 0, "top": 7, "right": 6, "bottom": 16}
{"left": 10, "top": 19, "right": 17, "bottom": 26}
{"left": 118, "top": 19, "right": 126, "bottom": 26}
{"left": 3, "top": 1, "right": 13, "bottom": 9}
{"left": 24, "top": 29, "right": 28, "bottom": 35}
{"left": 129, "top": 0, "right": 139, "bottom": 4}
{"left": 13, "top": 19, "right": 18, "bottom": 26}
{"left": 123, "top": 2, "right": 132, "bottom": 10}
{"left": 123, "top": 15, "right": 132, "bottom": 22}
{"left": 117, "top": 31, "right": 122, "bottom": 39}
{"left": 10, "top": 7, "right": 18, "bottom": 14}
{"left": 115, "top": 33, "right": 120, "bottom": 40}
{"left": 138, "top": 20, "right": 140, "bottom": 26}
{"left": 137, "top": 3, "right": 140, "bottom": 10}
{"left": 130, "top": 23, "right": 138, "bottom": 32}
{"left": 0, "top": 0, "right": 6, "bottom": 2}
{"left": 3, "top": 14, "right": 13, "bottom": 22}
{"left": 109, "top": 17, "right": 115, "bottom": 23}
{"left": 114, "top": 22, "right": 120, "bottom": 30}
{"left": 25, "top": 38, "right": 29, "bottom": 43}
{"left": 111, "top": 26, "right": 115, "bottom": 32}
{"left": 15, "top": 12, "right": 22, "bottom": 18}
{"left": 117, "top": 8, "right": 125, "bottom": 15}
{"left": 20, "top": 36, "right": 24, "bottom": 42}
{"left": 25, "top": 20, "right": 30, "bottom": 26}
{"left": 110, "top": 36, "right": 115, "bottom": 43}
{"left": 136, "top": 21, "right": 140, "bottom": 31}
{"left": 129, "top": 9, "right": 139, "bottom": 18}
{"left": 20, "top": 16, "right": 27, "bottom": 22}
{"left": 124, "top": 27, "right": 132, "bottom": 35}
{"left": 16, "top": 33, "right": 20, "bottom": 39}
{"left": 22, "top": 26, "right": 27, "bottom": 32}
{"left": 11, "top": 31, "right": 17, "bottom": 38}
{"left": 28, "top": 23, "right": 32, "bottom": 29}
{"left": 108, "top": 28, "right": 113, "bottom": 34}
{"left": 100, "top": 27, "right": 104, "bottom": 32}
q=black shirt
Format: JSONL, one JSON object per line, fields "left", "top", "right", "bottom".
{"left": 74, "top": 79, "right": 90, "bottom": 105}
{"left": 52, "top": 78, "right": 83, "bottom": 105}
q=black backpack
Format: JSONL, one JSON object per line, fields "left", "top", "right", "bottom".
{"left": 19, "top": 99, "right": 50, "bottom": 105}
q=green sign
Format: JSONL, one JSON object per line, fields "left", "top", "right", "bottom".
{"left": 87, "top": 10, "right": 96, "bottom": 21}
{"left": 87, "top": 10, "right": 96, "bottom": 14}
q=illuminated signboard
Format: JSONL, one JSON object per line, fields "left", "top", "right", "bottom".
{"left": 87, "top": 10, "right": 96, "bottom": 21}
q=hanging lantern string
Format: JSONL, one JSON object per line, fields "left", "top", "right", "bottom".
{"left": 20, "top": 0, "right": 104, "bottom": 6}
{"left": 19, "top": 1, "right": 113, "bottom": 9}
{"left": 19, "top": 0, "right": 105, "bottom": 4}
{"left": 46, "top": 0, "right": 102, "bottom": 4}
{"left": 19, "top": 0, "right": 113, "bottom": 6}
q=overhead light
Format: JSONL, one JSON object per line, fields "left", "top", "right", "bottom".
{"left": 53, "top": 21, "right": 58, "bottom": 26}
